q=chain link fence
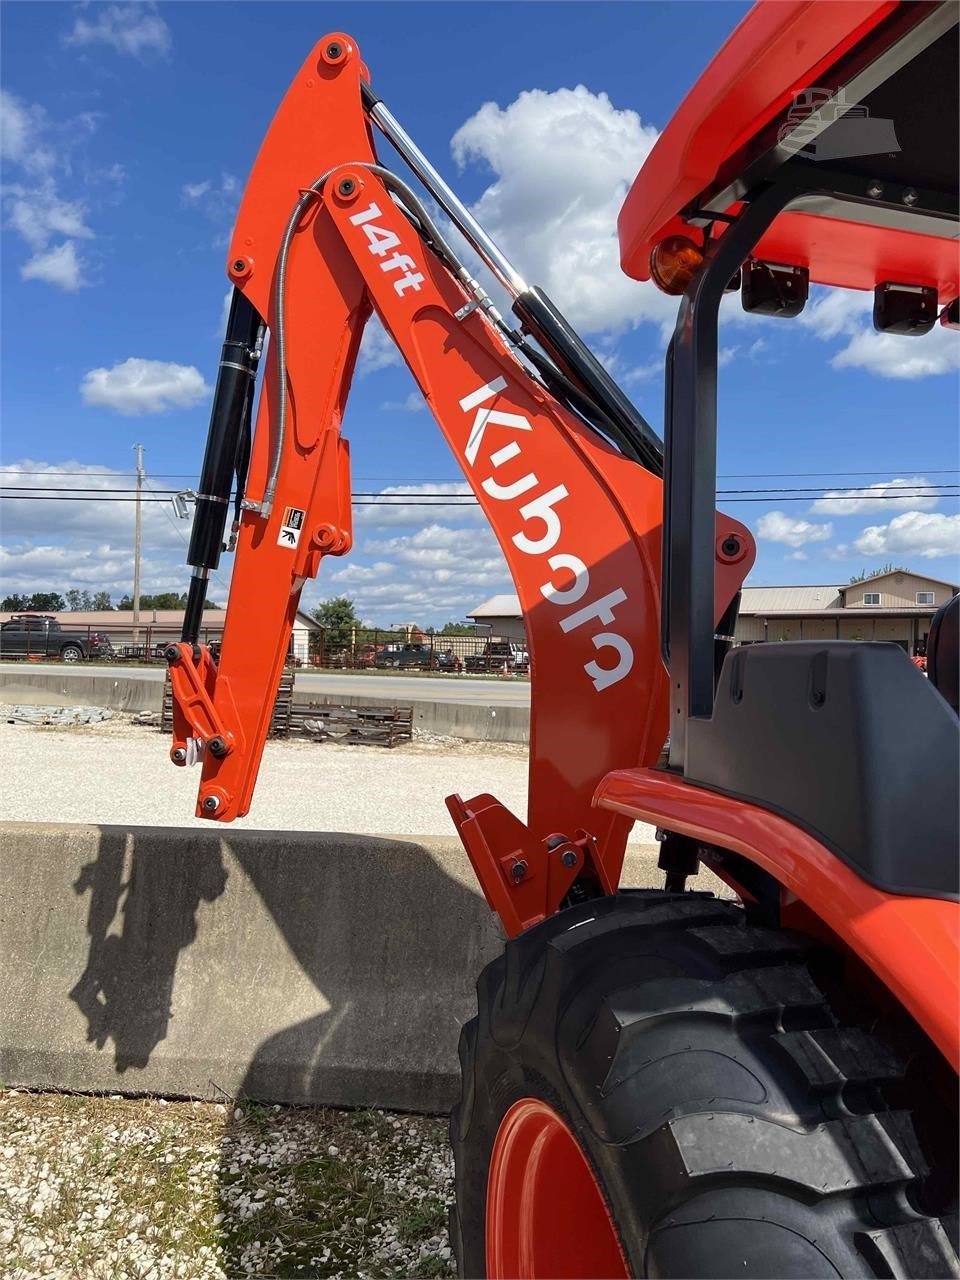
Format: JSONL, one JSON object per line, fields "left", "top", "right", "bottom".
{"left": 0, "top": 620, "right": 530, "bottom": 677}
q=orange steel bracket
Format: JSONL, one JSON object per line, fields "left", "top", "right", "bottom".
{"left": 172, "top": 33, "right": 755, "bottom": 932}
{"left": 167, "top": 642, "right": 227, "bottom": 765}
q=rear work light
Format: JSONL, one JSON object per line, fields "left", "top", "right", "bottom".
{"left": 649, "top": 236, "right": 703, "bottom": 295}
{"left": 741, "top": 260, "right": 808, "bottom": 318}
{"left": 873, "top": 282, "right": 939, "bottom": 336}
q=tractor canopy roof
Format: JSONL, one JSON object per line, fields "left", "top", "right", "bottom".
{"left": 619, "top": 0, "right": 959, "bottom": 302}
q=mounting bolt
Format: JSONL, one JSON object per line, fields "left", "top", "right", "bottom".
{"left": 208, "top": 736, "right": 228, "bottom": 759}
{"left": 202, "top": 795, "right": 220, "bottom": 813}
{"left": 325, "top": 40, "right": 343, "bottom": 59}
{"left": 902, "top": 187, "right": 919, "bottom": 206}
{"left": 337, "top": 177, "right": 356, "bottom": 197}
{"left": 164, "top": 645, "right": 180, "bottom": 664}
{"left": 511, "top": 859, "right": 528, "bottom": 883}
{"left": 866, "top": 181, "right": 884, "bottom": 200}
{"left": 560, "top": 849, "right": 578, "bottom": 868}
{"left": 171, "top": 747, "right": 187, "bottom": 765}
{"left": 721, "top": 535, "right": 741, "bottom": 557}
{"left": 232, "top": 259, "right": 246, "bottom": 272}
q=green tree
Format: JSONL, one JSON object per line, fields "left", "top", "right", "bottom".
{"left": 65, "top": 589, "right": 93, "bottom": 611}
{"left": 311, "top": 596, "right": 362, "bottom": 629}
{"left": 92, "top": 592, "right": 113, "bottom": 611}
{"left": 438, "top": 621, "right": 477, "bottom": 635}
{"left": 849, "top": 563, "right": 909, "bottom": 583}
{"left": 114, "top": 591, "right": 218, "bottom": 611}
{"left": 26, "top": 592, "right": 65, "bottom": 612}
{"left": 1, "top": 594, "right": 31, "bottom": 611}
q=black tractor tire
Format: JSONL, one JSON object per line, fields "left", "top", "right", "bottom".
{"left": 59, "top": 643, "right": 84, "bottom": 662}
{"left": 451, "top": 890, "right": 958, "bottom": 1279}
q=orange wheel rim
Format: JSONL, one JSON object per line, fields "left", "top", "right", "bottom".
{"left": 486, "top": 1098, "right": 630, "bottom": 1279}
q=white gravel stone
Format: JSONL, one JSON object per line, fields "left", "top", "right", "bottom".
{"left": 0, "top": 717, "right": 659, "bottom": 842}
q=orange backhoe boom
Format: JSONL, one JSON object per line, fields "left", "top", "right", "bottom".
{"left": 167, "top": 33, "right": 754, "bottom": 934}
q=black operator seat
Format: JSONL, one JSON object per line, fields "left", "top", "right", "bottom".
{"left": 928, "top": 594, "right": 959, "bottom": 715}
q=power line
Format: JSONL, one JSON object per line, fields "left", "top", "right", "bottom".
{"left": 8, "top": 484, "right": 960, "bottom": 495}
{"left": 141, "top": 473, "right": 232, "bottom": 599}
{"left": 3, "top": 492, "right": 958, "bottom": 506}
{"left": 3, "top": 467, "right": 960, "bottom": 480}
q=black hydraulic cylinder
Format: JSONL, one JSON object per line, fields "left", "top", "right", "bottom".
{"left": 182, "top": 288, "right": 261, "bottom": 642}
{"left": 512, "top": 286, "right": 663, "bottom": 476}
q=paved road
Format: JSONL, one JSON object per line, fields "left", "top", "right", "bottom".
{"left": 0, "top": 662, "right": 531, "bottom": 706}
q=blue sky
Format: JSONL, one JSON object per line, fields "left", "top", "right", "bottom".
{"left": 2, "top": 1, "right": 958, "bottom": 623}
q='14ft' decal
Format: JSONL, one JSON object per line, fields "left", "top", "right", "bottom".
{"left": 349, "top": 203, "right": 424, "bottom": 296}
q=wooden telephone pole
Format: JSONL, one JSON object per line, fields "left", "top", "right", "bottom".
{"left": 132, "top": 443, "right": 144, "bottom": 645}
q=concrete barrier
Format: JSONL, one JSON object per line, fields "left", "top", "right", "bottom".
{"left": 0, "top": 666, "right": 164, "bottom": 714}
{"left": 0, "top": 668, "right": 530, "bottom": 742}
{"left": 0, "top": 823, "right": 669, "bottom": 1111}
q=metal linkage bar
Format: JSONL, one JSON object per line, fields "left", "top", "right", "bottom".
{"left": 362, "top": 81, "right": 664, "bottom": 476}
{"left": 362, "top": 83, "right": 528, "bottom": 299}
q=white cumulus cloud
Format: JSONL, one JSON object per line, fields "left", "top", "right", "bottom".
{"left": 63, "top": 2, "right": 172, "bottom": 59}
{"left": 756, "top": 510, "right": 834, "bottom": 548}
{"left": 1, "top": 93, "right": 104, "bottom": 289}
{"left": 80, "top": 358, "right": 211, "bottom": 415}
{"left": 811, "top": 476, "right": 941, "bottom": 515}
{"left": 800, "top": 287, "right": 959, "bottom": 379}
{"left": 5, "top": 180, "right": 94, "bottom": 250}
{"left": 357, "top": 317, "right": 401, "bottom": 375}
{"left": 317, "top": 522, "right": 512, "bottom": 622}
{"left": 0, "top": 460, "right": 203, "bottom": 598}
{"left": 0, "top": 90, "right": 55, "bottom": 173}
{"left": 381, "top": 392, "right": 425, "bottom": 414}
{"left": 20, "top": 240, "right": 86, "bottom": 291}
{"left": 352, "top": 483, "right": 484, "bottom": 530}
{"left": 853, "top": 511, "right": 960, "bottom": 560}
{"left": 451, "top": 85, "right": 671, "bottom": 336}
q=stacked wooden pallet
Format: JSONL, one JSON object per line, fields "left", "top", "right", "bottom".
{"left": 160, "top": 670, "right": 411, "bottom": 747}
{"left": 160, "top": 667, "right": 295, "bottom": 738}
{"left": 287, "top": 700, "right": 413, "bottom": 747}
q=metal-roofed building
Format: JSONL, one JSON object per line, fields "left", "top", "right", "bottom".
{"left": 0, "top": 607, "right": 321, "bottom": 662}
{"left": 732, "top": 569, "right": 957, "bottom": 654}
{"left": 470, "top": 569, "right": 958, "bottom": 657}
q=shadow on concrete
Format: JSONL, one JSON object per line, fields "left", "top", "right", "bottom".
{"left": 68, "top": 828, "right": 228, "bottom": 1071}
{"left": 227, "top": 833, "right": 498, "bottom": 1110}
{"left": 211, "top": 834, "right": 498, "bottom": 1278}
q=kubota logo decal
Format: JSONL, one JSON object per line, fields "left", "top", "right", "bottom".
{"left": 460, "top": 377, "right": 633, "bottom": 693}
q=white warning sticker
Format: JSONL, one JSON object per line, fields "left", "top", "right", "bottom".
{"left": 277, "top": 506, "right": 305, "bottom": 549}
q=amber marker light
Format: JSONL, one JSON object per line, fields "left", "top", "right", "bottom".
{"left": 650, "top": 235, "right": 704, "bottom": 295}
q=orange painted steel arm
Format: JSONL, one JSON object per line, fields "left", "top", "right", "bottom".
{"left": 170, "top": 33, "right": 754, "bottom": 926}
{"left": 595, "top": 767, "right": 960, "bottom": 1070}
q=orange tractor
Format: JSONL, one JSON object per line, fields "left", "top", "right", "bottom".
{"left": 167, "top": 2, "right": 959, "bottom": 1274}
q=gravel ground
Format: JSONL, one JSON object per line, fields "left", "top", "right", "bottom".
{"left": 1, "top": 1091, "right": 454, "bottom": 1280}
{"left": 0, "top": 712, "right": 658, "bottom": 843}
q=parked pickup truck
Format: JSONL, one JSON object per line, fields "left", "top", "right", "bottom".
{"left": 0, "top": 614, "right": 115, "bottom": 662}
{"left": 465, "top": 640, "right": 529, "bottom": 673}
{"left": 374, "top": 642, "right": 456, "bottom": 671}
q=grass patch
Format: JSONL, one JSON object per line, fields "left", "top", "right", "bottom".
{"left": 1, "top": 1091, "right": 455, "bottom": 1279}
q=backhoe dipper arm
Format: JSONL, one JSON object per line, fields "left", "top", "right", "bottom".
{"left": 168, "top": 34, "right": 754, "bottom": 935}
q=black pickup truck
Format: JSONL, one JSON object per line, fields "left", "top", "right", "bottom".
{"left": 0, "top": 614, "right": 114, "bottom": 662}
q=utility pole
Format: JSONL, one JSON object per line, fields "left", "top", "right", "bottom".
{"left": 133, "top": 443, "right": 144, "bottom": 645}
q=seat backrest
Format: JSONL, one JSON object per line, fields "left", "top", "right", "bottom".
{"left": 928, "top": 593, "right": 959, "bottom": 714}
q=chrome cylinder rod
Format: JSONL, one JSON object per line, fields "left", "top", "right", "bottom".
{"left": 363, "top": 88, "right": 528, "bottom": 299}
